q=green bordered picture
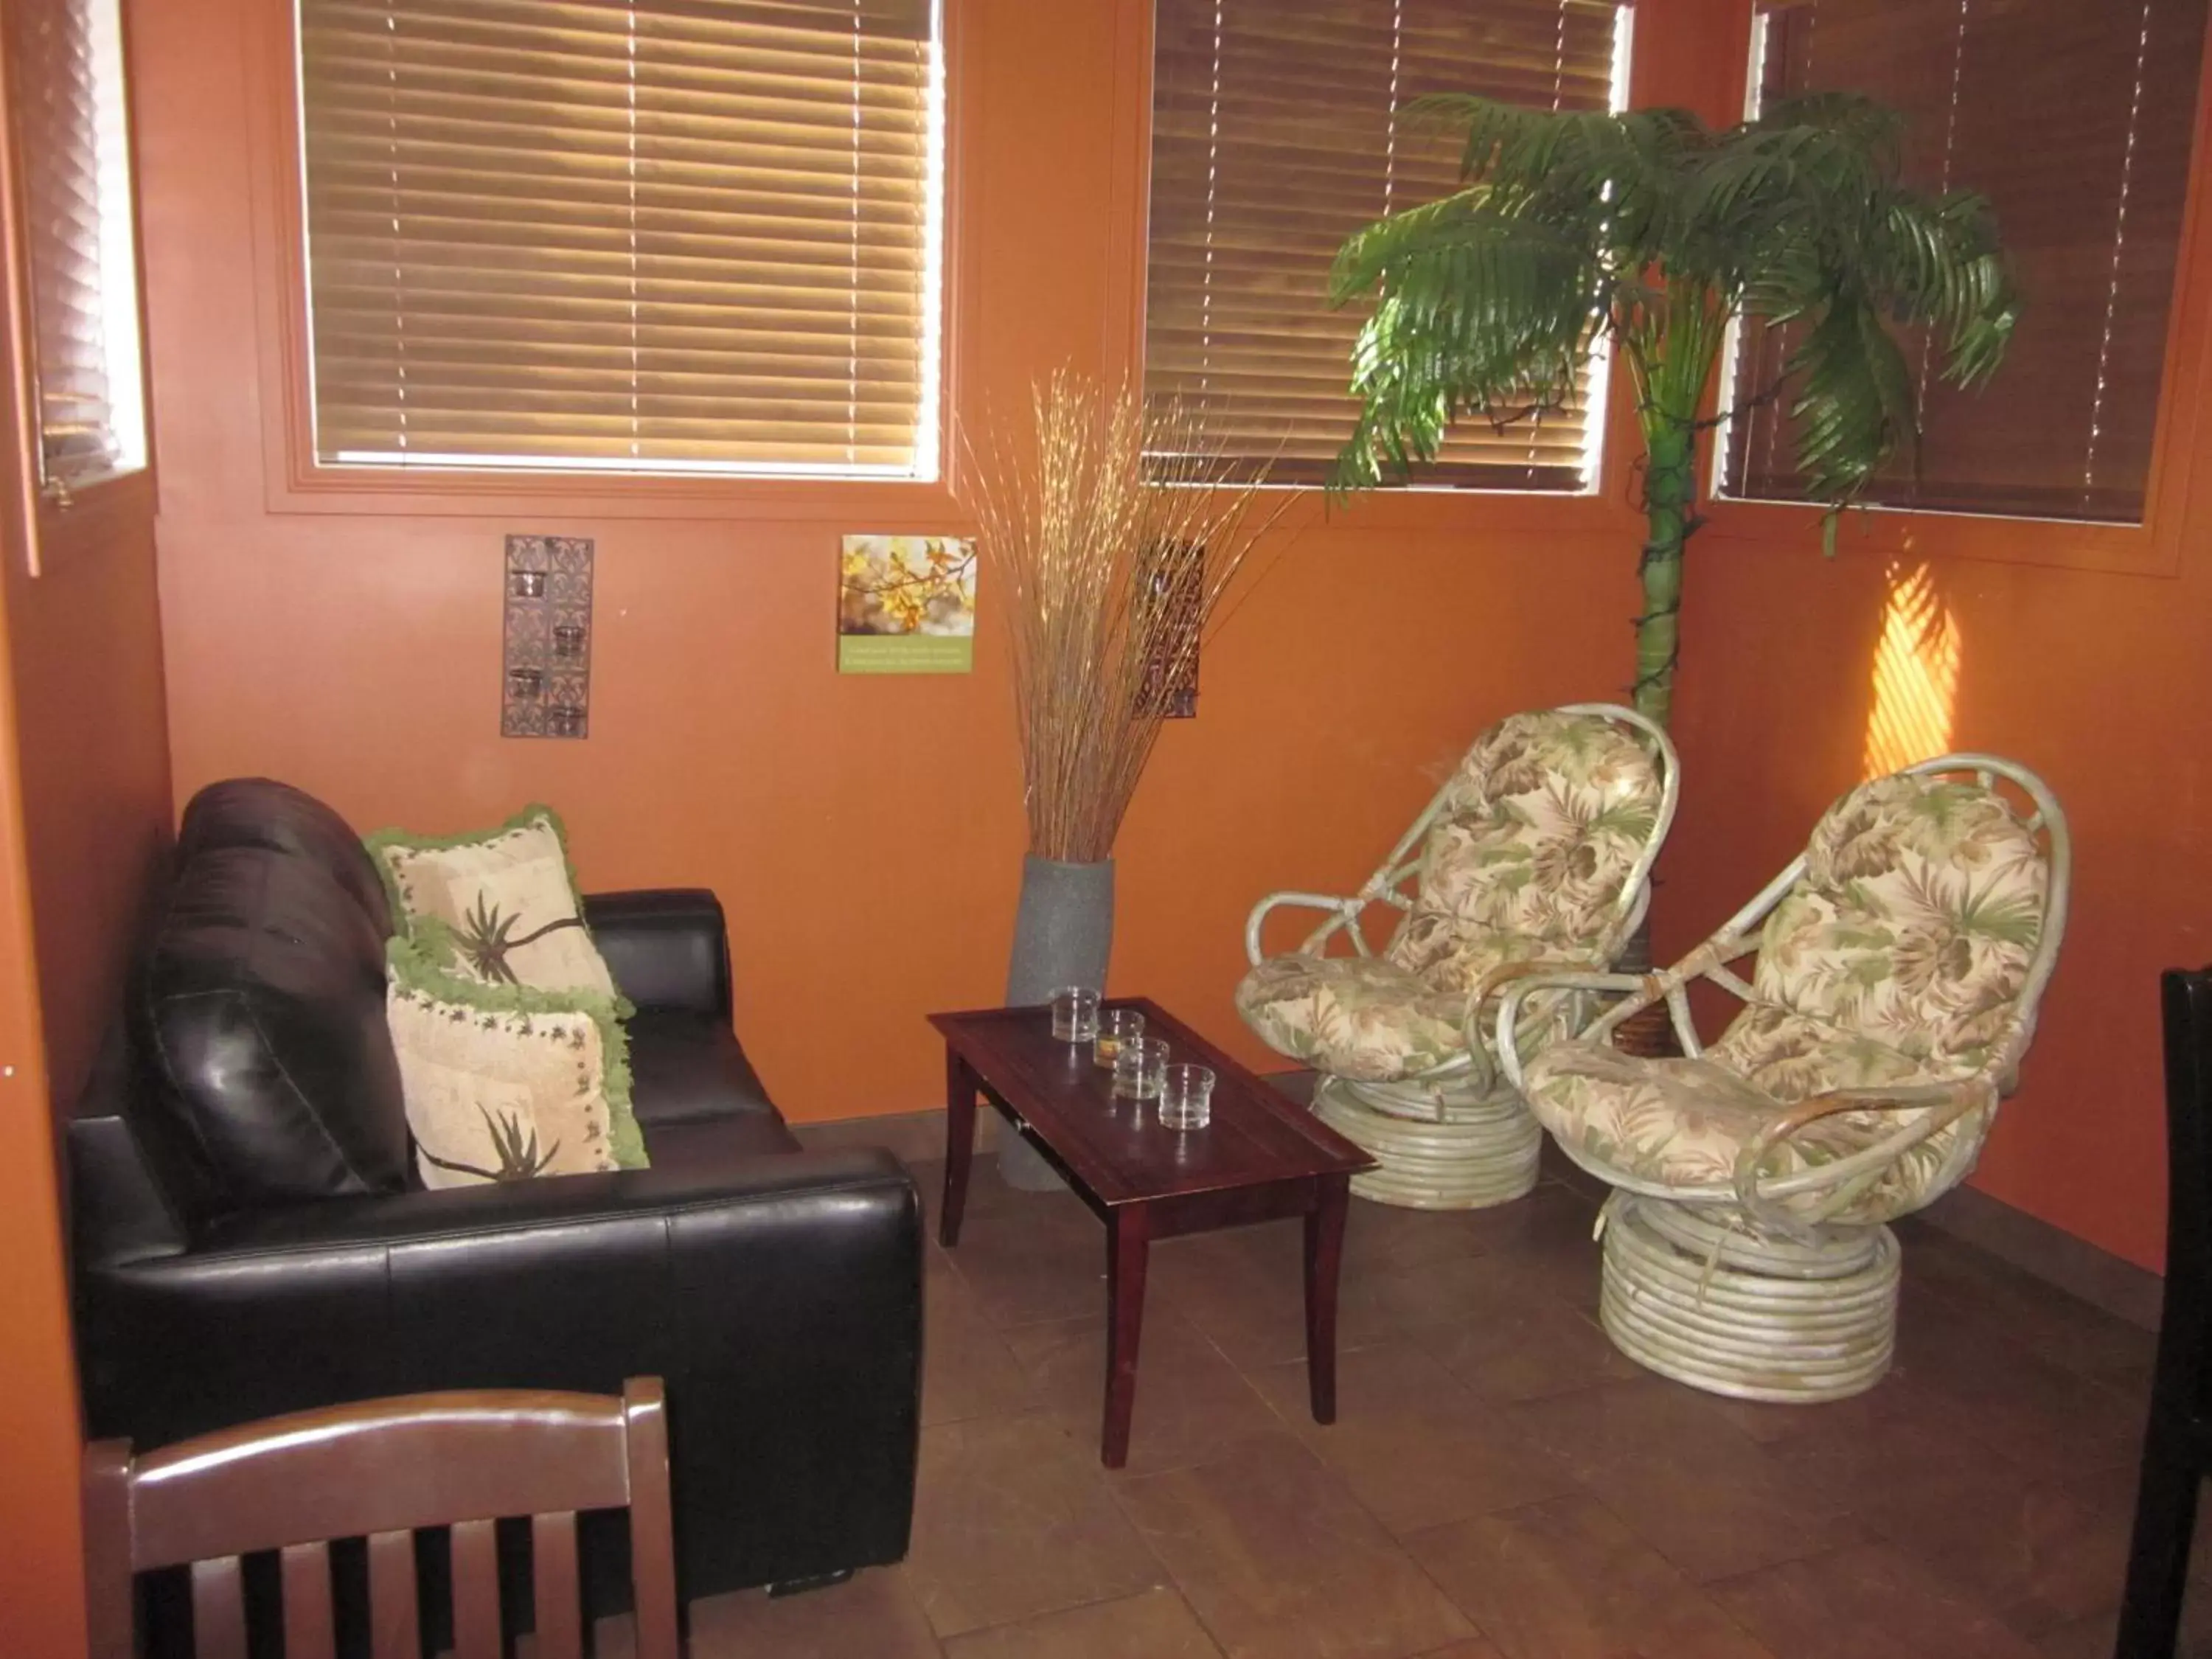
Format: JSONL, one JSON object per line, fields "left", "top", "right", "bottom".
{"left": 838, "top": 534, "right": 978, "bottom": 674}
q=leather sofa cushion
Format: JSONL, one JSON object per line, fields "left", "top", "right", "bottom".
{"left": 132, "top": 842, "right": 411, "bottom": 1228}
{"left": 641, "top": 1111, "right": 801, "bottom": 1163}
{"left": 177, "top": 777, "right": 393, "bottom": 939}
{"left": 626, "top": 1009, "right": 779, "bottom": 1127}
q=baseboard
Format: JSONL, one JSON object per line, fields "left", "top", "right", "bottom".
{"left": 1916, "top": 1182, "right": 2163, "bottom": 1331}
{"left": 790, "top": 1081, "right": 2165, "bottom": 1332}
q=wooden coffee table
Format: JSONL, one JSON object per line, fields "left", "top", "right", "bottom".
{"left": 930, "top": 997, "right": 1375, "bottom": 1468}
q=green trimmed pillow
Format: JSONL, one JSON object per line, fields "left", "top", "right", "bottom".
{"left": 386, "top": 932, "right": 647, "bottom": 1189}
{"left": 366, "top": 804, "right": 619, "bottom": 999}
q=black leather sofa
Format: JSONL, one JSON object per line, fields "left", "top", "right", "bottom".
{"left": 65, "top": 779, "right": 922, "bottom": 1608}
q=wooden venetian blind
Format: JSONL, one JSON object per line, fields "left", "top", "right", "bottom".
{"left": 298, "top": 0, "right": 940, "bottom": 476}
{"left": 1145, "top": 0, "right": 1622, "bottom": 488}
{"left": 4, "top": 0, "right": 141, "bottom": 488}
{"left": 1722, "top": 0, "right": 2208, "bottom": 523}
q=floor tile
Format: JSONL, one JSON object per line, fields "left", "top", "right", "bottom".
{"left": 685, "top": 1567, "right": 942, "bottom": 1659}
{"left": 1112, "top": 1431, "right": 1476, "bottom": 1659}
{"left": 903, "top": 1411, "right": 1167, "bottom": 1638}
{"left": 1889, "top": 1293, "right": 2144, "bottom": 1479}
{"left": 1245, "top": 1340, "right": 1576, "bottom": 1536}
{"left": 938, "top": 1203, "right": 1111, "bottom": 1331}
{"left": 1002, "top": 1304, "right": 1286, "bottom": 1477}
{"left": 1503, "top": 1376, "right": 1861, "bottom": 1581}
{"left": 1864, "top": 1461, "right": 2137, "bottom": 1636}
{"left": 939, "top": 1586, "right": 1222, "bottom": 1659}
{"left": 1710, "top": 1540, "right": 2047, "bottom": 1659}
{"left": 923, "top": 1253, "right": 1040, "bottom": 1429}
{"left": 1399, "top": 1272, "right": 1642, "bottom": 1405}
{"left": 1902, "top": 1226, "right": 2160, "bottom": 1383}
{"left": 1405, "top": 1492, "right": 1778, "bottom": 1659}
{"left": 1149, "top": 1223, "right": 1396, "bottom": 1371}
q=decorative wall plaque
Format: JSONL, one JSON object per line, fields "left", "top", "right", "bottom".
{"left": 1141, "top": 542, "right": 1202, "bottom": 720}
{"left": 837, "top": 534, "right": 978, "bottom": 673}
{"left": 502, "top": 535, "right": 593, "bottom": 738}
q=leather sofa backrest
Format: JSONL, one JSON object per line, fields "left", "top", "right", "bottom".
{"left": 177, "top": 777, "right": 393, "bottom": 936}
{"left": 128, "top": 782, "right": 411, "bottom": 1229}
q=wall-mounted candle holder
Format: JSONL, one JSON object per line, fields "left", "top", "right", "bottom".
{"left": 502, "top": 535, "right": 594, "bottom": 739}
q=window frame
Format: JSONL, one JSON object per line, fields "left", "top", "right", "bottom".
{"left": 1700, "top": 0, "right": 2212, "bottom": 577}
{"left": 244, "top": 0, "right": 975, "bottom": 522}
{"left": 1105, "top": 0, "right": 1648, "bottom": 542}
{"left": 0, "top": 0, "right": 156, "bottom": 576}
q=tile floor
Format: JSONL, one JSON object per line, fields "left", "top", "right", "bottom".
{"left": 680, "top": 1150, "right": 2198, "bottom": 1659}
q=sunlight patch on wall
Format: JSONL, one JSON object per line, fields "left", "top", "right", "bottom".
{"left": 1863, "top": 562, "right": 1961, "bottom": 777}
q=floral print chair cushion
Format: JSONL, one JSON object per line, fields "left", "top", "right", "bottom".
{"left": 367, "top": 805, "right": 619, "bottom": 1000}
{"left": 1523, "top": 773, "right": 2051, "bottom": 1224}
{"left": 1237, "top": 710, "right": 1666, "bottom": 1083}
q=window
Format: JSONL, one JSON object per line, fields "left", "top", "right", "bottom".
{"left": 2, "top": 0, "right": 146, "bottom": 496}
{"left": 295, "top": 0, "right": 945, "bottom": 480}
{"left": 1719, "top": 0, "right": 2209, "bottom": 524}
{"left": 1144, "top": 0, "right": 1627, "bottom": 489}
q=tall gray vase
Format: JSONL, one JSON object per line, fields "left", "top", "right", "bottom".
{"left": 998, "top": 854, "right": 1114, "bottom": 1192}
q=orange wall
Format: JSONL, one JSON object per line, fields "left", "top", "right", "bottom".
{"left": 136, "top": 0, "right": 1650, "bottom": 1123}
{"left": 0, "top": 488, "right": 170, "bottom": 1659}
{"left": 0, "top": 215, "right": 173, "bottom": 1659}
{"left": 133, "top": 0, "right": 2205, "bottom": 1279}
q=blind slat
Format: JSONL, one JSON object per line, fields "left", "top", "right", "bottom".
{"left": 7, "top": 0, "right": 141, "bottom": 486}
{"left": 1722, "top": 0, "right": 2206, "bottom": 523}
{"left": 1144, "top": 0, "right": 1621, "bottom": 489}
{"left": 299, "top": 0, "right": 942, "bottom": 473}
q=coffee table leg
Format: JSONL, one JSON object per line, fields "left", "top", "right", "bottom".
{"left": 940, "top": 1048, "right": 977, "bottom": 1248}
{"left": 1103, "top": 1207, "right": 1152, "bottom": 1469}
{"left": 1304, "top": 1175, "right": 1350, "bottom": 1424}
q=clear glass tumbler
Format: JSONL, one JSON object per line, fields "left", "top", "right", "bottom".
{"left": 1112, "top": 1037, "right": 1168, "bottom": 1101}
{"left": 1050, "top": 987, "right": 1102, "bottom": 1043}
{"left": 1093, "top": 1007, "right": 1146, "bottom": 1068}
{"left": 1158, "top": 1063, "right": 1215, "bottom": 1130}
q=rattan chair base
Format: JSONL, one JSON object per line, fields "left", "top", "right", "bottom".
{"left": 1599, "top": 1194, "right": 1902, "bottom": 1403}
{"left": 1311, "top": 1076, "right": 1541, "bottom": 1210}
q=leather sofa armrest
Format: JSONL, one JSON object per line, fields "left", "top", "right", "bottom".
{"left": 582, "top": 888, "right": 731, "bottom": 1018}
{"left": 73, "top": 1147, "right": 923, "bottom": 1593}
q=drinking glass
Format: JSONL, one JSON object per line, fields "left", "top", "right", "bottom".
{"left": 1112, "top": 1037, "right": 1168, "bottom": 1101}
{"left": 1050, "top": 987, "right": 1102, "bottom": 1043}
{"left": 1158, "top": 1063, "right": 1215, "bottom": 1130}
{"left": 1093, "top": 1007, "right": 1145, "bottom": 1068}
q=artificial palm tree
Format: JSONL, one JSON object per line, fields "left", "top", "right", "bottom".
{"left": 1332, "top": 93, "right": 2018, "bottom": 729}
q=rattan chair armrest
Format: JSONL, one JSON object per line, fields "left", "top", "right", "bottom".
{"left": 1494, "top": 970, "right": 1653, "bottom": 1089}
{"left": 1733, "top": 1080, "right": 1996, "bottom": 1226}
{"left": 1455, "top": 960, "right": 1601, "bottom": 1092}
{"left": 1243, "top": 890, "right": 1366, "bottom": 965}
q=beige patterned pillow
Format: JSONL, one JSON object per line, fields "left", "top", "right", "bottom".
{"left": 386, "top": 934, "right": 645, "bottom": 1189}
{"left": 367, "top": 805, "right": 618, "bottom": 999}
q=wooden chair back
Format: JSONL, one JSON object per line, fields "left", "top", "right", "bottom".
{"left": 83, "top": 1377, "right": 680, "bottom": 1659}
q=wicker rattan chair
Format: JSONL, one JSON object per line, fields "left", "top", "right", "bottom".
{"left": 1498, "top": 754, "right": 2070, "bottom": 1402}
{"left": 1236, "top": 703, "right": 1678, "bottom": 1209}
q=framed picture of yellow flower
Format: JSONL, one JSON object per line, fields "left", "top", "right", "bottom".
{"left": 836, "top": 534, "right": 978, "bottom": 674}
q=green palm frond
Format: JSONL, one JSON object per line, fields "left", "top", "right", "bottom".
{"left": 1332, "top": 91, "right": 2019, "bottom": 513}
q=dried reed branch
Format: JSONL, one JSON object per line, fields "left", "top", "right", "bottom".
{"left": 967, "top": 371, "right": 1284, "bottom": 863}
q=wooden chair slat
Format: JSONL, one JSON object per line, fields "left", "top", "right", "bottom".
{"left": 367, "top": 1528, "right": 421, "bottom": 1659}
{"left": 280, "top": 1542, "right": 337, "bottom": 1659}
{"left": 82, "top": 1441, "right": 136, "bottom": 1659}
{"left": 530, "top": 1512, "right": 584, "bottom": 1659}
{"left": 86, "top": 1378, "right": 678, "bottom": 1658}
{"left": 449, "top": 1518, "right": 502, "bottom": 1659}
{"left": 623, "top": 1380, "right": 682, "bottom": 1659}
{"left": 189, "top": 1557, "right": 248, "bottom": 1659}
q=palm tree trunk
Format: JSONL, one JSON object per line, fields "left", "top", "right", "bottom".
{"left": 1634, "top": 414, "right": 1693, "bottom": 730}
